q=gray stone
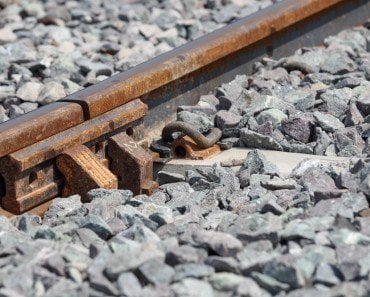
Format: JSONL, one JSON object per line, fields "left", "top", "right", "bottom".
{"left": 138, "top": 258, "right": 175, "bottom": 286}
{"left": 310, "top": 192, "right": 368, "bottom": 219}
{"left": 263, "top": 256, "right": 306, "bottom": 289}
{"left": 247, "top": 95, "right": 290, "bottom": 116}
{"left": 356, "top": 95, "right": 370, "bottom": 116}
{"left": 314, "top": 127, "right": 332, "bottom": 155}
{"left": 177, "top": 111, "right": 213, "bottom": 133}
{"left": 320, "top": 50, "right": 356, "bottom": 74}
{"left": 314, "top": 111, "right": 345, "bottom": 133}
{"left": 328, "top": 228, "right": 370, "bottom": 246}
{"left": 8, "top": 104, "right": 24, "bottom": 118}
{"left": 160, "top": 182, "right": 192, "bottom": 198}
{"left": 256, "top": 109, "right": 287, "bottom": 127}
{"left": 165, "top": 245, "right": 205, "bottom": 266}
{"left": 215, "top": 110, "right": 242, "bottom": 130}
{"left": 104, "top": 239, "right": 165, "bottom": 280}
{"left": 320, "top": 88, "right": 351, "bottom": 118}
{"left": 226, "top": 213, "right": 282, "bottom": 245}
{"left": 19, "top": 102, "right": 39, "bottom": 114}
{"left": 235, "top": 278, "right": 271, "bottom": 297}
{"left": 205, "top": 256, "right": 239, "bottom": 273}
{"left": 281, "top": 221, "right": 317, "bottom": 243}
{"left": 79, "top": 214, "right": 113, "bottom": 240}
{"left": 240, "top": 129, "right": 283, "bottom": 151}
{"left": 298, "top": 167, "right": 336, "bottom": 197}
{"left": 89, "top": 269, "right": 119, "bottom": 296}
{"left": 313, "top": 263, "right": 342, "bottom": 286}
{"left": 209, "top": 272, "right": 246, "bottom": 292}
{"left": 148, "top": 206, "right": 174, "bottom": 227}
{"left": 117, "top": 272, "right": 142, "bottom": 297}
{"left": 75, "top": 228, "right": 107, "bottom": 252}
{"left": 174, "top": 263, "right": 214, "bottom": 281}
{"left": 284, "top": 89, "right": 316, "bottom": 111}
{"left": 239, "top": 150, "right": 279, "bottom": 177}
{"left": 261, "top": 177, "right": 297, "bottom": 191}
{"left": 38, "top": 81, "right": 66, "bottom": 105}
{"left": 192, "top": 230, "right": 242, "bottom": 257}
{"left": 171, "top": 278, "right": 213, "bottom": 297}
{"left": 260, "top": 200, "right": 285, "bottom": 215}
{"left": 251, "top": 272, "right": 289, "bottom": 295}
{"left": 77, "top": 59, "right": 112, "bottom": 76}
{"left": 43, "top": 195, "right": 87, "bottom": 226}
{"left": 118, "top": 223, "right": 161, "bottom": 243}
{"left": 16, "top": 82, "right": 44, "bottom": 102}
{"left": 345, "top": 103, "right": 364, "bottom": 126}
{"left": 115, "top": 204, "right": 157, "bottom": 231}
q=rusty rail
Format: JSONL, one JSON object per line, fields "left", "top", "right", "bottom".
{"left": 0, "top": 0, "right": 369, "bottom": 214}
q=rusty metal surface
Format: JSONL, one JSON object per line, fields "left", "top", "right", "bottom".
{"left": 2, "top": 99, "right": 147, "bottom": 173}
{"left": 0, "top": 102, "right": 84, "bottom": 159}
{"left": 57, "top": 145, "right": 118, "bottom": 202}
{"left": 162, "top": 122, "right": 222, "bottom": 149}
{"left": 0, "top": 100, "right": 146, "bottom": 213}
{"left": 171, "top": 136, "right": 222, "bottom": 160}
{"left": 60, "top": 0, "right": 368, "bottom": 120}
{"left": 108, "top": 132, "right": 158, "bottom": 195}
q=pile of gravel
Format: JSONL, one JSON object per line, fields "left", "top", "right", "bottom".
{"left": 0, "top": 150, "right": 369, "bottom": 296}
{"left": 0, "top": 0, "right": 278, "bottom": 122}
{"left": 173, "top": 25, "right": 370, "bottom": 158}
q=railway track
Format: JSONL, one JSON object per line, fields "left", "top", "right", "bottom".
{"left": 0, "top": 0, "right": 370, "bottom": 296}
{"left": 0, "top": 0, "right": 368, "bottom": 217}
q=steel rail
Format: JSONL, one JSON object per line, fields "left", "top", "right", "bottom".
{"left": 0, "top": 0, "right": 369, "bottom": 159}
{"left": 0, "top": 0, "right": 369, "bottom": 215}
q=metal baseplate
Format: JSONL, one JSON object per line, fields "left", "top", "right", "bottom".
{"left": 0, "top": 99, "right": 158, "bottom": 214}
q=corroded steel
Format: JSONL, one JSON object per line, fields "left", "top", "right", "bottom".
{"left": 0, "top": 102, "right": 84, "bottom": 158}
{"left": 108, "top": 132, "right": 158, "bottom": 196}
{"left": 171, "top": 136, "right": 221, "bottom": 160}
{"left": 162, "top": 121, "right": 222, "bottom": 149}
{"left": 61, "top": 0, "right": 362, "bottom": 119}
{"left": 0, "top": 100, "right": 147, "bottom": 213}
{"left": 56, "top": 145, "right": 118, "bottom": 201}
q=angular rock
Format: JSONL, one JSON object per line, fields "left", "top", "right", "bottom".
{"left": 138, "top": 258, "right": 175, "bottom": 286}
{"left": 313, "top": 111, "right": 345, "bottom": 133}
{"left": 192, "top": 230, "right": 242, "bottom": 257}
{"left": 240, "top": 129, "right": 283, "bottom": 151}
{"left": 215, "top": 110, "right": 242, "bottom": 130}
{"left": 171, "top": 278, "right": 213, "bottom": 297}
{"left": 177, "top": 110, "right": 213, "bottom": 133}
{"left": 281, "top": 117, "right": 314, "bottom": 143}
{"left": 256, "top": 109, "right": 287, "bottom": 127}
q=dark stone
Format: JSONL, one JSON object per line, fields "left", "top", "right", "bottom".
{"left": 205, "top": 256, "right": 240, "bottom": 273}
{"left": 157, "top": 171, "right": 185, "bottom": 185}
{"left": 281, "top": 117, "right": 314, "bottom": 143}
{"left": 79, "top": 214, "right": 113, "bottom": 240}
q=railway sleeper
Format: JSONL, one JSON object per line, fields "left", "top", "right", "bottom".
{"left": 0, "top": 99, "right": 157, "bottom": 214}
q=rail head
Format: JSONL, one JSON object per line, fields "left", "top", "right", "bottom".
{"left": 61, "top": 0, "right": 351, "bottom": 118}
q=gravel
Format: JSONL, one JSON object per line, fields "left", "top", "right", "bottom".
{"left": 167, "top": 23, "right": 370, "bottom": 158}
{"left": 0, "top": 151, "right": 368, "bottom": 296}
{"left": 1, "top": 1, "right": 370, "bottom": 296}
